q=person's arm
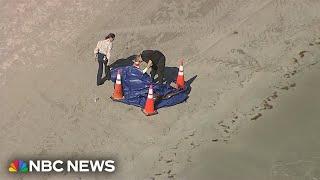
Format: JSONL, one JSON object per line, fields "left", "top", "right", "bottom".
{"left": 106, "top": 42, "right": 112, "bottom": 66}
{"left": 143, "top": 60, "right": 153, "bottom": 73}
{"left": 94, "top": 41, "right": 100, "bottom": 59}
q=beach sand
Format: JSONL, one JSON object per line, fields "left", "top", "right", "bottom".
{"left": 1, "top": 0, "right": 320, "bottom": 179}
{"left": 181, "top": 62, "right": 320, "bottom": 180}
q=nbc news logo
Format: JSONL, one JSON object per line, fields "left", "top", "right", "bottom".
{"left": 9, "top": 159, "right": 115, "bottom": 173}
{"left": 9, "top": 160, "right": 28, "bottom": 173}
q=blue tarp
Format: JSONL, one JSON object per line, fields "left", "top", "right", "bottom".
{"left": 110, "top": 66, "right": 189, "bottom": 109}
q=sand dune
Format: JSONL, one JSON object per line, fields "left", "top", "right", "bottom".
{"left": 1, "top": 0, "right": 320, "bottom": 179}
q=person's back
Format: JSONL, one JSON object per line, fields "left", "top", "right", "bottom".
{"left": 140, "top": 50, "right": 166, "bottom": 83}
{"left": 141, "top": 50, "right": 164, "bottom": 65}
{"left": 94, "top": 39, "right": 112, "bottom": 58}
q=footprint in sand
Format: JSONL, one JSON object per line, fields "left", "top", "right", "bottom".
{"left": 290, "top": 83, "right": 296, "bottom": 87}
{"left": 251, "top": 113, "right": 262, "bottom": 120}
{"left": 262, "top": 100, "right": 273, "bottom": 110}
{"left": 284, "top": 69, "right": 297, "bottom": 79}
{"left": 152, "top": 130, "right": 200, "bottom": 179}
{"left": 299, "top": 50, "right": 309, "bottom": 58}
{"left": 271, "top": 91, "right": 278, "bottom": 99}
{"left": 280, "top": 82, "right": 296, "bottom": 90}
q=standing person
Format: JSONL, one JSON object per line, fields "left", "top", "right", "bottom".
{"left": 94, "top": 33, "right": 115, "bottom": 86}
{"left": 137, "top": 50, "right": 166, "bottom": 84}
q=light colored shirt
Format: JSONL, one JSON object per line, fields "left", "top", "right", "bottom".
{"left": 94, "top": 39, "right": 112, "bottom": 60}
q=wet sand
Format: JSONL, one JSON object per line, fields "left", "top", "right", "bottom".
{"left": 182, "top": 63, "right": 320, "bottom": 180}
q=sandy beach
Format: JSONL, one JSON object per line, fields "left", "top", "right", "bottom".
{"left": 1, "top": 0, "right": 320, "bottom": 179}
{"left": 181, "top": 62, "right": 320, "bottom": 180}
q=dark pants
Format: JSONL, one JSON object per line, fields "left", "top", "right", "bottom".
{"left": 96, "top": 53, "right": 110, "bottom": 86}
{"left": 150, "top": 54, "right": 166, "bottom": 84}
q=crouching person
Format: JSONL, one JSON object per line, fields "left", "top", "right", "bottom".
{"left": 136, "top": 50, "right": 166, "bottom": 84}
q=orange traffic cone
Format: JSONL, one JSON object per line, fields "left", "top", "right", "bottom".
{"left": 111, "top": 70, "right": 124, "bottom": 101}
{"left": 176, "top": 60, "right": 185, "bottom": 89}
{"left": 142, "top": 85, "right": 158, "bottom": 116}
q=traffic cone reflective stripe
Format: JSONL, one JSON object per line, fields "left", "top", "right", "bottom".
{"left": 176, "top": 60, "right": 185, "bottom": 89}
{"left": 147, "top": 87, "right": 153, "bottom": 98}
{"left": 111, "top": 70, "right": 124, "bottom": 101}
{"left": 116, "top": 72, "right": 121, "bottom": 84}
{"left": 142, "top": 85, "right": 158, "bottom": 116}
{"left": 178, "top": 65, "right": 184, "bottom": 76}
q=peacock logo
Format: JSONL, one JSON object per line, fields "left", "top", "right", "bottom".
{"left": 9, "top": 160, "right": 28, "bottom": 173}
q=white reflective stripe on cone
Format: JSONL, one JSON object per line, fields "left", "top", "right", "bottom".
{"left": 179, "top": 65, "right": 184, "bottom": 71}
{"left": 116, "top": 73, "right": 121, "bottom": 84}
{"left": 148, "top": 88, "right": 153, "bottom": 94}
{"left": 117, "top": 73, "right": 121, "bottom": 80}
{"left": 148, "top": 94, "right": 153, "bottom": 99}
{"left": 178, "top": 71, "right": 184, "bottom": 76}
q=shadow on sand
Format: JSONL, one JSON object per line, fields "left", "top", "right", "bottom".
{"left": 164, "top": 66, "right": 197, "bottom": 93}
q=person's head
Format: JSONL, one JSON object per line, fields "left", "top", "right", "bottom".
{"left": 105, "top": 33, "right": 115, "bottom": 42}
{"left": 134, "top": 54, "right": 143, "bottom": 63}
{"left": 133, "top": 54, "right": 143, "bottom": 67}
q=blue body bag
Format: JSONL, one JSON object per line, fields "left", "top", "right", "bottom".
{"left": 110, "top": 66, "right": 189, "bottom": 109}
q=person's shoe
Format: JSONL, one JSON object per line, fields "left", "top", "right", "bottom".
{"left": 97, "top": 80, "right": 104, "bottom": 86}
